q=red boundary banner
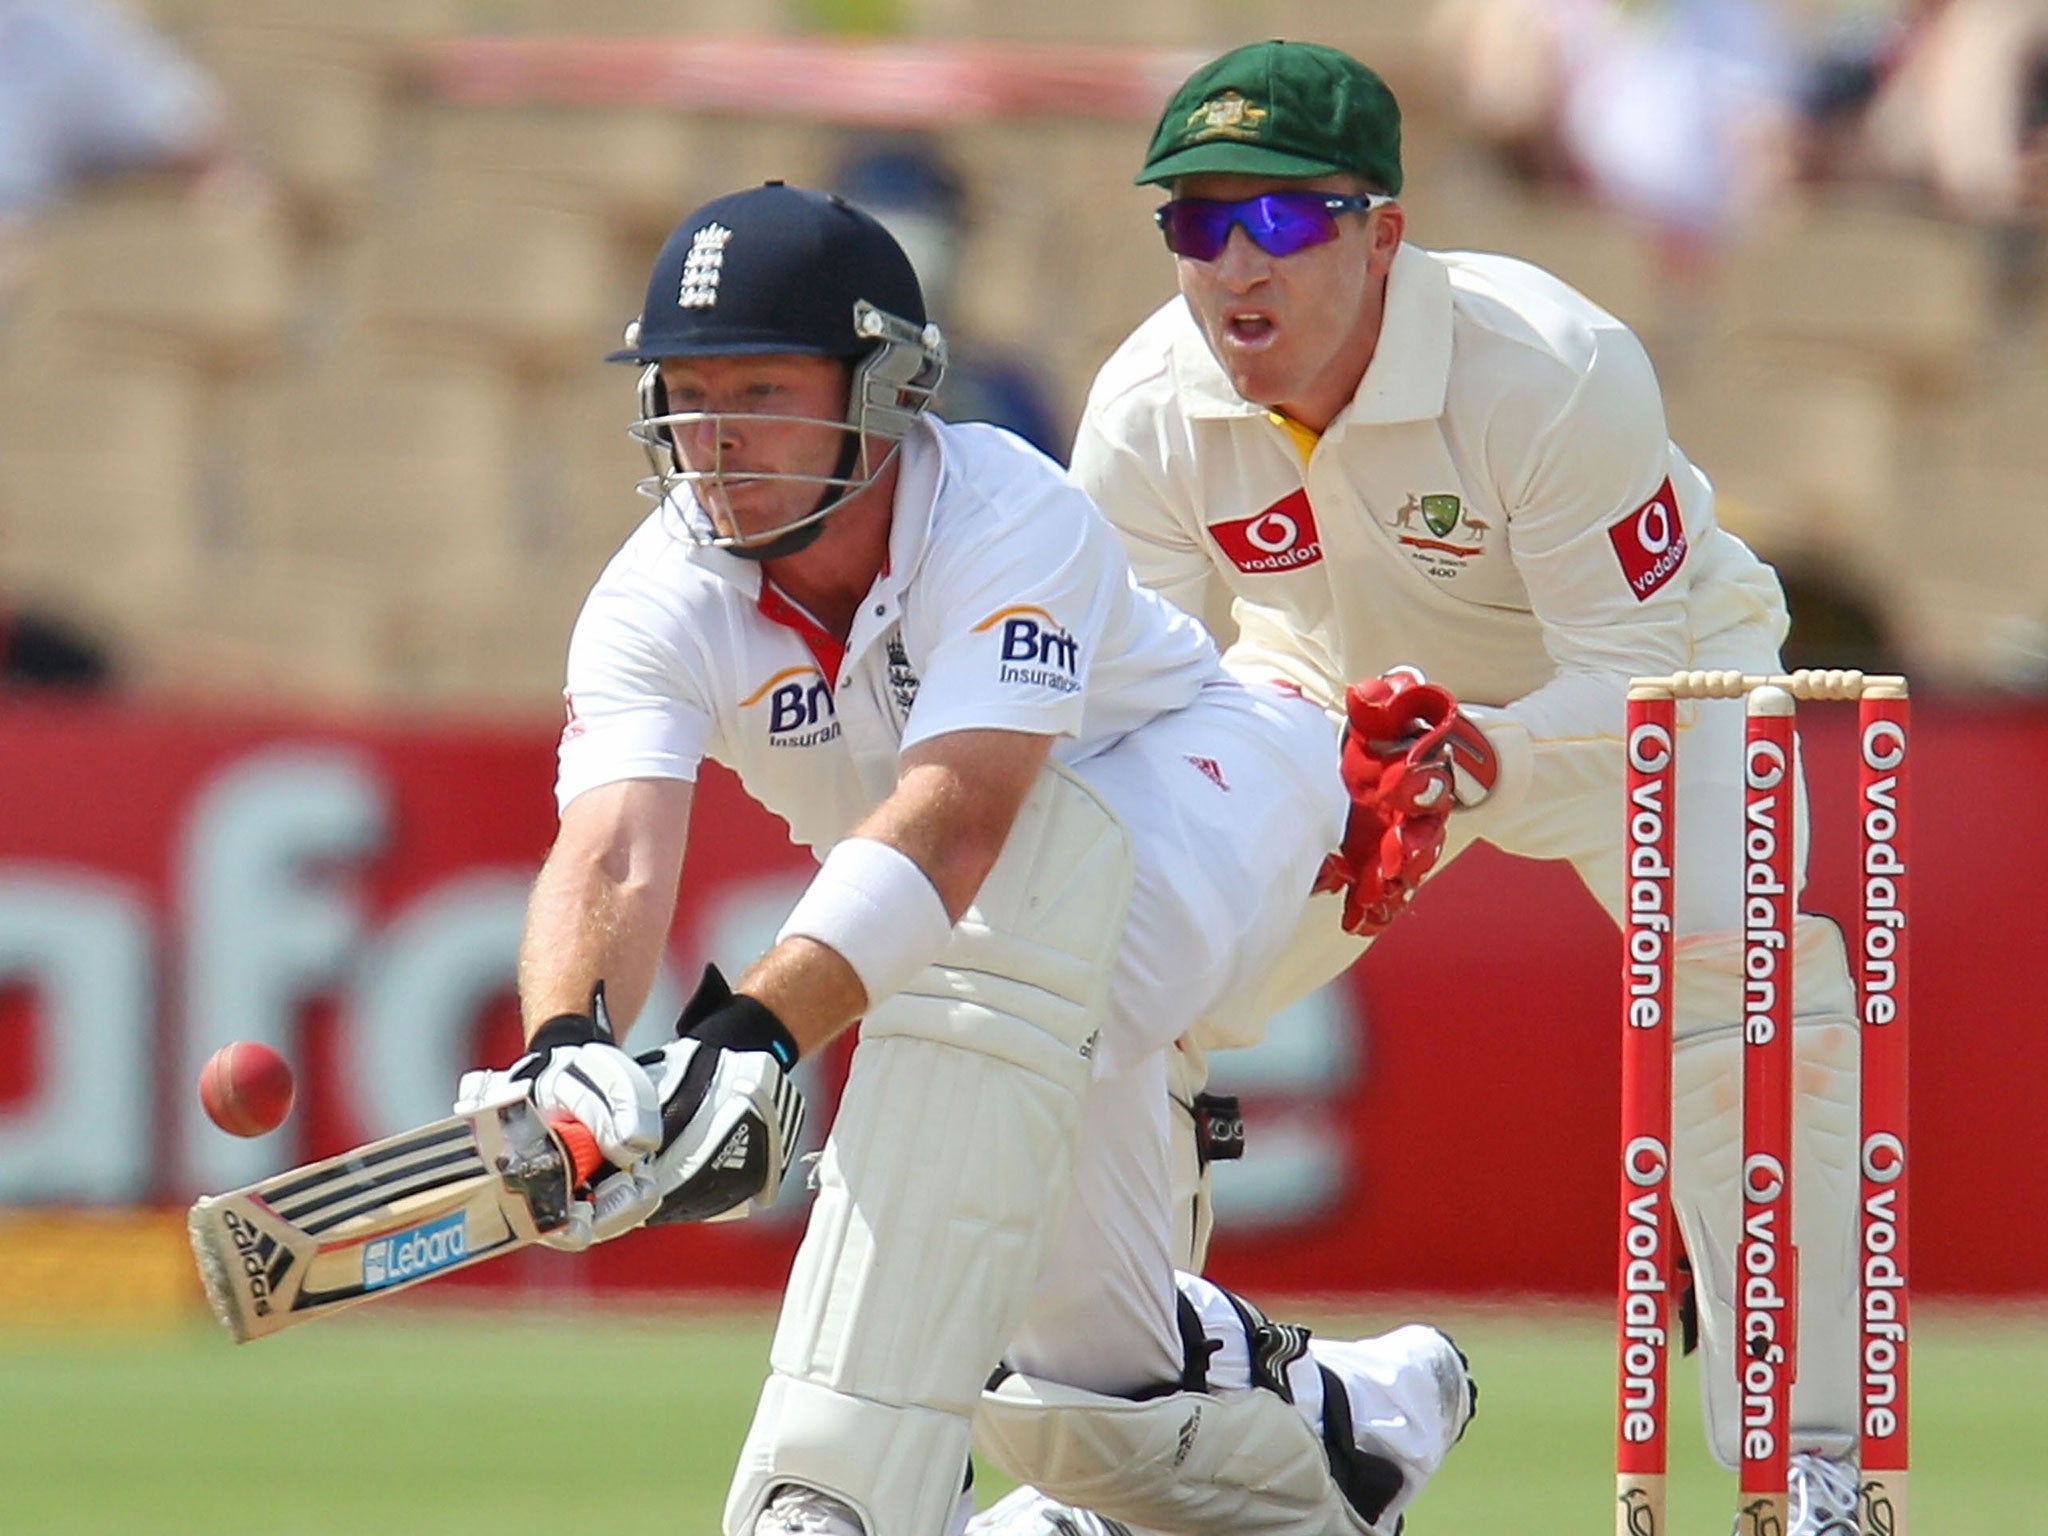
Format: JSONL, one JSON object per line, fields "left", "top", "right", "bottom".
{"left": 0, "top": 697, "right": 2040, "bottom": 1300}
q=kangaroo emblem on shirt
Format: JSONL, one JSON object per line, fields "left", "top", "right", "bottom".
{"left": 1388, "top": 491, "right": 1487, "bottom": 578}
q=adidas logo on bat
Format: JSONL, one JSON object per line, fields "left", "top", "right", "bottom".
{"left": 223, "top": 1209, "right": 296, "bottom": 1317}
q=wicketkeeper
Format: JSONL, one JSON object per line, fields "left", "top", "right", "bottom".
{"left": 458, "top": 182, "right": 1475, "bottom": 1536}
{"left": 998, "top": 39, "right": 1868, "bottom": 1536}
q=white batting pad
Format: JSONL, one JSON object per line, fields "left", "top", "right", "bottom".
{"left": 1166, "top": 1042, "right": 1212, "bottom": 1272}
{"left": 725, "top": 767, "right": 1135, "bottom": 1536}
{"left": 1672, "top": 1015, "right": 1861, "bottom": 1468}
{"left": 977, "top": 1370, "right": 1392, "bottom": 1536}
{"left": 1673, "top": 916, "right": 1856, "bottom": 1041}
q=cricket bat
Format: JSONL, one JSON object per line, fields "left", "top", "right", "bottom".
{"left": 188, "top": 1100, "right": 602, "bottom": 1343}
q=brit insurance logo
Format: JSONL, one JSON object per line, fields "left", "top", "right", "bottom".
{"left": 973, "top": 605, "right": 1082, "bottom": 694}
{"left": 361, "top": 1211, "right": 468, "bottom": 1292}
{"left": 1608, "top": 478, "right": 1688, "bottom": 602}
{"left": 740, "top": 666, "right": 840, "bottom": 748}
{"left": 1208, "top": 488, "right": 1324, "bottom": 574}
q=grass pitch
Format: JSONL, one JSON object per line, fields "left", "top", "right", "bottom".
{"left": 3, "top": 1301, "right": 2039, "bottom": 1534}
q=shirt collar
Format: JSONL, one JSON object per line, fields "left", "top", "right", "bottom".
{"left": 682, "top": 421, "right": 945, "bottom": 674}
{"left": 1338, "top": 242, "right": 1452, "bottom": 428}
{"left": 1168, "top": 242, "right": 1453, "bottom": 429}
{"left": 668, "top": 492, "right": 764, "bottom": 595}
{"left": 877, "top": 417, "right": 941, "bottom": 600}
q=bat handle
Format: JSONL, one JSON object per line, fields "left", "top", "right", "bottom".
{"left": 542, "top": 1113, "right": 604, "bottom": 1187}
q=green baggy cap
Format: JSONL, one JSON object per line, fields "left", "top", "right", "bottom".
{"left": 1137, "top": 39, "right": 1402, "bottom": 194}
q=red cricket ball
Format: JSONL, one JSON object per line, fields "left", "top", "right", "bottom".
{"left": 198, "top": 1041, "right": 296, "bottom": 1138}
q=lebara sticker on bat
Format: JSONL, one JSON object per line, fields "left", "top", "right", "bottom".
{"left": 362, "top": 1211, "right": 469, "bottom": 1290}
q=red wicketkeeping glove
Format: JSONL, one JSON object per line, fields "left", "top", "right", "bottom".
{"left": 1347, "top": 666, "right": 1500, "bottom": 809}
{"left": 1312, "top": 668, "right": 1497, "bottom": 937}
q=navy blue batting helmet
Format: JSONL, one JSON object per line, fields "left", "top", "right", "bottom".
{"left": 612, "top": 181, "right": 948, "bottom": 557}
{"left": 608, "top": 181, "right": 927, "bottom": 363}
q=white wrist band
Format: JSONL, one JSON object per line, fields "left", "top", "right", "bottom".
{"left": 777, "top": 836, "right": 954, "bottom": 1008}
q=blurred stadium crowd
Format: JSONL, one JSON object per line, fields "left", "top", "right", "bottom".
{"left": 1, "top": 0, "right": 2045, "bottom": 709}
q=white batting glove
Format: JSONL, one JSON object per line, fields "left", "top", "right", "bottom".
{"left": 455, "top": 986, "right": 662, "bottom": 1166}
{"left": 540, "top": 1158, "right": 661, "bottom": 1253}
{"left": 639, "top": 1036, "right": 805, "bottom": 1223}
{"left": 528, "top": 1040, "right": 661, "bottom": 1167}
{"left": 635, "top": 965, "right": 807, "bottom": 1224}
{"left": 452, "top": 1066, "right": 528, "bottom": 1118}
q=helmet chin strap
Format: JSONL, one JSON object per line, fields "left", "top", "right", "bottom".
{"left": 724, "top": 430, "right": 876, "bottom": 564}
{"left": 727, "top": 516, "right": 827, "bottom": 563}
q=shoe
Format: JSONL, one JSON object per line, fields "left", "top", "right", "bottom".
{"left": 1308, "top": 1323, "right": 1478, "bottom": 1461}
{"left": 963, "top": 1487, "right": 1139, "bottom": 1536}
{"left": 1433, "top": 1328, "right": 1480, "bottom": 1447}
{"left": 757, "top": 1485, "right": 867, "bottom": 1536}
{"left": 1785, "top": 1453, "right": 1859, "bottom": 1536}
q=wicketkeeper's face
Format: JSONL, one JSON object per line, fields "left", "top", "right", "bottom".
{"left": 656, "top": 353, "right": 859, "bottom": 546}
{"left": 1168, "top": 172, "right": 1403, "bottom": 432}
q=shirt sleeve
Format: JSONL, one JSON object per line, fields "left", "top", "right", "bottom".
{"left": 899, "top": 489, "right": 1115, "bottom": 751}
{"left": 1072, "top": 405, "right": 1239, "bottom": 645}
{"left": 1460, "top": 323, "right": 1702, "bottom": 830}
{"left": 554, "top": 585, "right": 715, "bottom": 813}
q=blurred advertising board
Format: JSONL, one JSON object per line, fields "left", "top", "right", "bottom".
{"left": 0, "top": 698, "right": 2041, "bottom": 1301}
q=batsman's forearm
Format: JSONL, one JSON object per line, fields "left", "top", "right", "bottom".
{"left": 737, "top": 935, "right": 869, "bottom": 1056}
{"left": 516, "top": 850, "right": 675, "bottom": 1036}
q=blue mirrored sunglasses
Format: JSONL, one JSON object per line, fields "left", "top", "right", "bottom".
{"left": 1154, "top": 191, "right": 1394, "bottom": 261}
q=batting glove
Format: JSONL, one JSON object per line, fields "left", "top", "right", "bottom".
{"left": 451, "top": 986, "right": 664, "bottom": 1251}
{"left": 636, "top": 964, "right": 808, "bottom": 1225}
{"left": 453, "top": 987, "right": 660, "bottom": 1158}
{"left": 512, "top": 987, "right": 663, "bottom": 1167}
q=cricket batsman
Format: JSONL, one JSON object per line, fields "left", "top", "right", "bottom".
{"left": 981, "top": 39, "right": 1867, "bottom": 1536}
{"left": 455, "top": 181, "right": 1475, "bottom": 1536}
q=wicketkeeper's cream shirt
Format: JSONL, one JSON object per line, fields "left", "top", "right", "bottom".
{"left": 1073, "top": 240, "right": 1793, "bottom": 851}
{"left": 1076, "top": 242, "right": 1807, "bottom": 1030}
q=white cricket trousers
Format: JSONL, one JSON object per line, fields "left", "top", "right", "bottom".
{"left": 1003, "top": 679, "right": 1344, "bottom": 1395}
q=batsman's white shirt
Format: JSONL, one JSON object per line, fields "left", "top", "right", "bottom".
{"left": 1075, "top": 241, "right": 1811, "bottom": 1028}
{"left": 556, "top": 415, "right": 1344, "bottom": 1390}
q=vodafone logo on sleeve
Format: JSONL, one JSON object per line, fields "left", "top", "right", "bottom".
{"left": 1608, "top": 478, "right": 1688, "bottom": 601}
{"left": 1208, "top": 489, "right": 1324, "bottom": 574}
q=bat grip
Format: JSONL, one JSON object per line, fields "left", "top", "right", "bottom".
{"left": 542, "top": 1113, "right": 604, "bottom": 1187}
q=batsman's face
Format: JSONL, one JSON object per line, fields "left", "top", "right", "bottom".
{"left": 657, "top": 354, "right": 854, "bottom": 543}
{"left": 1170, "top": 172, "right": 1403, "bottom": 434}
